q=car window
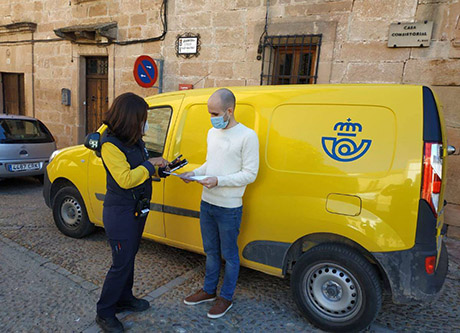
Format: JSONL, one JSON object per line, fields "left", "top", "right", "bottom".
{"left": 0, "top": 119, "right": 54, "bottom": 144}
{"left": 144, "top": 106, "right": 172, "bottom": 157}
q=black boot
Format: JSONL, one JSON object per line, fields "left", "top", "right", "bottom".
{"left": 95, "top": 315, "right": 124, "bottom": 333}
{"left": 116, "top": 297, "right": 150, "bottom": 313}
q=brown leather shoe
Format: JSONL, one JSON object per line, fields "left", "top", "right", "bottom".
{"left": 183, "top": 288, "right": 216, "bottom": 305}
{"left": 207, "top": 297, "right": 233, "bottom": 319}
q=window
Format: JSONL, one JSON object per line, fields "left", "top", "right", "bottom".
{"left": 1, "top": 73, "right": 25, "bottom": 115}
{"left": 0, "top": 119, "right": 54, "bottom": 144}
{"left": 144, "top": 106, "right": 172, "bottom": 157}
{"left": 260, "top": 34, "right": 322, "bottom": 85}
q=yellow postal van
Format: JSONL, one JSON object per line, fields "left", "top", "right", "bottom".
{"left": 44, "top": 85, "right": 452, "bottom": 332}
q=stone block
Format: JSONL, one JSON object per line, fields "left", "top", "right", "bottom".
{"left": 180, "top": 62, "right": 209, "bottom": 77}
{"left": 232, "top": 61, "right": 261, "bottom": 81}
{"left": 431, "top": 86, "right": 460, "bottom": 128}
{"left": 179, "top": 13, "right": 212, "bottom": 29}
{"left": 339, "top": 42, "right": 410, "bottom": 62}
{"left": 447, "top": 225, "right": 460, "bottom": 239}
{"left": 210, "top": 62, "right": 234, "bottom": 78}
{"left": 213, "top": 11, "right": 245, "bottom": 28}
{"left": 175, "top": 0, "right": 207, "bottom": 15}
{"left": 344, "top": 62, "right": 404, "bottom": 83}
{"left": 236, "top": 0, "right": 262, "bottom": 7}
{"left": 88, "top": 3, "right": 107, "bottom": 17}
{"left": 353, "top": 0, "right": 417, "bottom": 19}
{"left": 348, "top": 18, "right": 390, "bottom": 41}
{"left": 130, "top": 13, "right": 147, "bottom": 26}
{"left": 284, "top": 5, "right": 308, "bottom": 17}
{"left": 215, "top": 78, "right": 246, "bottom": 87}
{"left": 217, "top": 45, "right": 247, "bottom": 61}
{"left": 410, "top": 41, "right": 451, "bottom": 59}
{"left": 329, "top": 62, "right": 347, "bottom": 83}
{"left": 316, "top": 61, "right": 332, "bottom": 84}
{"left": 305, "top": 1, "right": 353, "bottom": 15}
{"left": 445, "top": 155, "right": 460, "bottom": 204}
{"left": 415, "top": 3, "right": 449, "bottom": 41}
{"left": 215, "top": 27, "right": 246, "bottom": 45}
{"left": 445, "top": 204, "right": 460, "bottom": 228}
{"left": 403, "top": 59, "right": 460, "bottom": 86}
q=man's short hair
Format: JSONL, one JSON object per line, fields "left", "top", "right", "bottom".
{"left": 215, "top": 88, "right": 236, "bottom": 111}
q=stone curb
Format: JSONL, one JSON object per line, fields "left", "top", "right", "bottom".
{"left": 0, "top": 234, "right": 99, "bottom": 293}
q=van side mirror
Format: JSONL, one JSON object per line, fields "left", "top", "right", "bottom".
{"left": 84, "top": 132, "right": 101, "bottom": 153}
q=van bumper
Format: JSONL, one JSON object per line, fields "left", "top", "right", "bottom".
{"left": 372, "top": 240, "right": 448, "bottom": 304}
{"left": 43, "top": 168, "right": 52, "bottom": 208}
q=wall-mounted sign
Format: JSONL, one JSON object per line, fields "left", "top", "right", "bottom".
{"left": 133, "top": 55, "right": 158, "bottom": 88}
{"left": 176, "top": 33, "right": 201, "bottom": 58}
{"left": 388, "top": 21, "right": 433, "bottom": 48}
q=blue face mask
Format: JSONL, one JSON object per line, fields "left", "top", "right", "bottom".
{"left": 210, "top": 112, "right": 229, "bottom": 129}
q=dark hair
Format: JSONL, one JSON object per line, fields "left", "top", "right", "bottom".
{"left": 103, "top": 92, "right": 148, "bottom": 146}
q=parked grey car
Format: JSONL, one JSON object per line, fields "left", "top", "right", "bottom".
{"left": 0, "top": 114, "right": 56, "bottom": 182}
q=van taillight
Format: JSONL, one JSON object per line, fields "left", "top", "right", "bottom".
{"left": 421, "top": 142, "right": 443, "bottom": 216}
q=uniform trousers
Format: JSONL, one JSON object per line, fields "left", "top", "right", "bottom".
{"left": 97, "top": 204, "right": 146, "bottom": 318}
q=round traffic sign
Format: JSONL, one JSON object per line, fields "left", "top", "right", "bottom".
{"left": 133, "top": 55, "right": 158, "bottom": 88}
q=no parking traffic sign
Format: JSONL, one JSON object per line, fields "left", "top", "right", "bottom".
{"left": 133, "top": 55, "right": 158, "bottom": 88}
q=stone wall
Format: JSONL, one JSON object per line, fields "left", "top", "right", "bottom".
{"left": 0, "top": 0, "right": 459, "bottom": 236}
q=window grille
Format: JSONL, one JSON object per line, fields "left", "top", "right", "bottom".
{"left": 260, "top": 34, "right": 322, "bottom": 85}
{"left": 86, "top": 57, "right": 108, "bottom": 76}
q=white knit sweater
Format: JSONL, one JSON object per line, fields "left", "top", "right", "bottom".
{"left": 193, "top": 123, "right": 259, "bottom": 208}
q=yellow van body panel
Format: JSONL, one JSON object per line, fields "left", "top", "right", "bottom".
{"left": 47, "top": 84, "right": 446, "bottom": 279}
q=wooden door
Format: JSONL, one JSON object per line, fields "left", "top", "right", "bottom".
{"left": 86, "top": 57, "right": 108, "bottom": 134}
{"left": 2, "top": 73, "right": 25, "bottom": 115}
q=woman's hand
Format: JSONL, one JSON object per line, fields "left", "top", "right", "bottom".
{"left": 148, "top": 157, "right": 169, "bottom": 168}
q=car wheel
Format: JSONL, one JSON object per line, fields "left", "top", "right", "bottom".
{"left": 291, "top": 243, "right": 382, "bottom": 332}
{"left": 52, "top": 186, "right": 95, "bottom": 238}
{"left": 35, "top": 175, "right": 44, "bottom": 184}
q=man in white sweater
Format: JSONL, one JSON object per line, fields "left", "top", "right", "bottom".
{"left": 181, "top": 88, "right": 259, "bottom": 319}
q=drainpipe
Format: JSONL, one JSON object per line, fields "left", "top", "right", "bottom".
{"left": 31, "top": 31, "right": 35, "bottom": 118}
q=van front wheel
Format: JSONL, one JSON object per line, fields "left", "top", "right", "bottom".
{"left": 291, "top": 244, "right": 382, "bottom": 332}
{"left": 52, "top": 187, "right": 95, "bottom": 238}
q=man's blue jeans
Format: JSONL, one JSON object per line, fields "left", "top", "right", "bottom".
{"left": 200, "top": 200, "right": 243, "bottom": 301}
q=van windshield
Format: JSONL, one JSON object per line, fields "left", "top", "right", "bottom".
{"left": 0, "top": 119, "right": 54, "bottom": 144}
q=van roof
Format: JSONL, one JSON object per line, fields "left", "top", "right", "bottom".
{"left": 146, "top": 84, "right": 423, "bottom": 101}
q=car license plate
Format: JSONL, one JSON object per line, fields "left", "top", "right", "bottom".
{"left": 8, "top": 162, "right": 41, "bottom": 172}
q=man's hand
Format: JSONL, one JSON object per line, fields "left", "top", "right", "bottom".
{"left": 179, "top": 171, "right": 195, "bottom": 183}
{"left": 198, "top": 177, "right": 218, "bottom": 189}
{"left": 149, "top": 157, "right": 169, "bottom": 168}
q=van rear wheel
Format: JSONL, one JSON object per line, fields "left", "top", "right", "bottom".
{"left": 291, "top": 244, "right": 382, "bottom": 332}
{"left": 52, "top": 187, "right": 95, "bottom": 238}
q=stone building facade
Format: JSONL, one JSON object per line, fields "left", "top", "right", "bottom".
{"left": 1, "top": 0, "right": 459, "bottom": 236}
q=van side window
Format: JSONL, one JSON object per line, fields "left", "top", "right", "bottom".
{"left": 144, "top": 106, "right": 172, "bottom": 157}
{"left": 174, "top": 103, "right": 256, "bottom": 165}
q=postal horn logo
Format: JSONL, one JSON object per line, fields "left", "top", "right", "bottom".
{"left": 321, "top": 118, "right": 372, "bottom": 162}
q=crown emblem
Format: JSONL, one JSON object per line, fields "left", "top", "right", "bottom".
{"left": 333, "top": 118, "right": 362, "bottom": 137}
{"left": 321, "top": 118, "right": 372, "bottom": 162}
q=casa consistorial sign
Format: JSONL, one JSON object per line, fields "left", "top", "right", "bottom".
{"left": 388, "top": 21, "right": 433, "bottom": 48}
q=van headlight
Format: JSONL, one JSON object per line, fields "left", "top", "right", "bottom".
{"left": 49, "top": 149, "right": 62, "bottom": 163}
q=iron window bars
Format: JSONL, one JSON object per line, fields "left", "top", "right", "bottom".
{"left": 260, "top": 34, "right": 322, "bottom": 85}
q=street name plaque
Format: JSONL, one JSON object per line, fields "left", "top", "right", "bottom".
{"left": 388, "top": 21, "right": 433, "bottom": 47}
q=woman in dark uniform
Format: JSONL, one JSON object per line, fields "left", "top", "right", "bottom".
{"left": 95, "top": 93, "right": 168, "bottom": 333}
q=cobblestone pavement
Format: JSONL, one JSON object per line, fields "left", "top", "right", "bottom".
{"left": 0, "top": 177, "right": 459, "bottom": 332}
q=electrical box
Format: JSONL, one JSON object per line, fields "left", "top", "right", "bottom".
{"left": 61, "top": 88, "right": 71, "bottom": 106}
